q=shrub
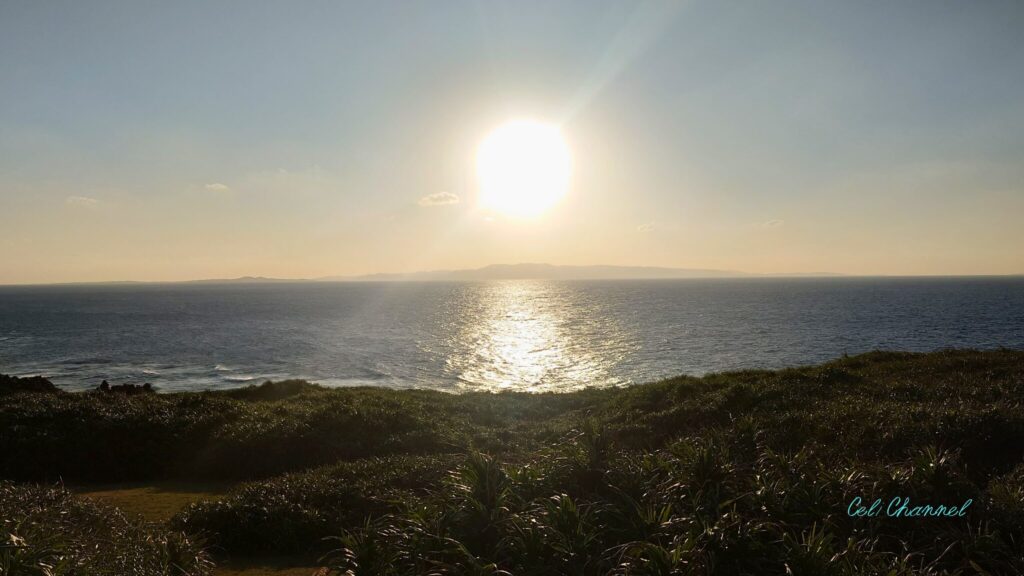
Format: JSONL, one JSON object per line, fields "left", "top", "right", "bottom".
{"left": 172, "top": 454, "right": 458, "bottom": 555}
{"left": 0, "top": 374, "right": 58, "bottom": 396}
{"left": 0, "top": 482, "right": 212, "bottom": 576}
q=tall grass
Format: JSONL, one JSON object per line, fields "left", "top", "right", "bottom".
{"left": 0, "top": 482, "right": 212, "bottom": 576}
{"left": 301, "top": 441, "right": 1024, "bottom": 575}
{"left": 3, "top": 349, "right": 1024, "bottom": 574}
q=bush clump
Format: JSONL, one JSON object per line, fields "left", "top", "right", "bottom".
{"left": 0, "top": 481, "right": 212, "bottom": 576}
{"left": 0, "top": 374, "right": 58, "bottom": 396}
{"left": 172, "top": 454, "right": 458, "bottom": 554}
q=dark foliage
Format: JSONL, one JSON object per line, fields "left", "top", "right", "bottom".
{"left": 171, "top": 454, "right": 458, "bottom": 555}
{"left": 188, "top": 436, "right": 1024, "bottom": 574}
{"left": 97, "top": 380, "right": 156, "bottom": 394}
{"left": 0, "top": 481, "right": 212, "bottom": 575}
{"left": 0, "top": 374, "right": 57, "bottom": 396}
{"left": 223, "top": 379, "right": 325, "bottom": 402}
{"left": 4, "top": 349, "right": 1024, "bottom": 574}
{"left": 0, "top": 377, "right": 596, "bottom": 482}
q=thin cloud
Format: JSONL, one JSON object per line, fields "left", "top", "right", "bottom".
{"left": 418, "top": 192, "right": 460, "bottom": 207}
{"left": 204, "top": 183, "right": 230, "bottom": 192}
{"left": 65, "top": 196, "right": 98, "bottom": 207}
{"left": 762, "top": 219, "right": 785, "bottom": 228}
{"left": 637, "top": 222, "right": 656, "bottom": 232}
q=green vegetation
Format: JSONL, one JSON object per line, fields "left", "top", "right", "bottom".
{"left": 0, "top": 482, "right": 212, "bottom": 576}
{"left": 3, "top": 349, "right": 1024, "bottom": 574}
{"left": 0, "top": 376, "right": 591, "bottom": 483}
{"left": 71, "top": 483, "right": 230, "bottom": 523}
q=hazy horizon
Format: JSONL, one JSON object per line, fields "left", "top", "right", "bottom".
{"left": 3, "top": 261, "right": 1024, "bottom": 286}
{"left": 3, "top": 1, "right": 1023, "bottom": 284}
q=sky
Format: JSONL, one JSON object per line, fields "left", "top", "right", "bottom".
{"left": 1, "top": 0, "right": 1023, "bottom": 283}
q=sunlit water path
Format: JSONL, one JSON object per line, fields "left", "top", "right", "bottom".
{"left": 1, "top": 278, "right": 1022, "bottom": 392}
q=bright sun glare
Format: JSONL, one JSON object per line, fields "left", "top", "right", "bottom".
{"left": 476, "top": 120, "right": 571, "bottom": 218}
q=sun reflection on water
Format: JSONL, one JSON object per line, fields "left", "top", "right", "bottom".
{"left": 442, "top": 281, "right": 634, "bottom": 391}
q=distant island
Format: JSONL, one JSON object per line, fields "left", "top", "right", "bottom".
{"left": 326, "top": 263, "right": 844, "bottom": 281}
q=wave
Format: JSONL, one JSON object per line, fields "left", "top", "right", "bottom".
{"left": 222, "top": 374, "right": 259, "bottom": 383}
{"left": 60, "top": 357, "right": 115, "bottom": 366}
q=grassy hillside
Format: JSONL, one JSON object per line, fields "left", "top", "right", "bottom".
{"left": 3, "top": 349, "right": 1024, "bottom": 574}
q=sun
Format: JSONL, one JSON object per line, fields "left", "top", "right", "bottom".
{"left": 476, "top": 120, "right": 571, "bottom": 218}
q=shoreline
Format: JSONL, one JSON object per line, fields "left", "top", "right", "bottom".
{"left": 6, "top": 345, "right": 1024, "bottom": 395}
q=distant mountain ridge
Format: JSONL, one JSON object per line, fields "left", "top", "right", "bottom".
{"left": 322, "top": 263, "right": 843, "bottom": 282}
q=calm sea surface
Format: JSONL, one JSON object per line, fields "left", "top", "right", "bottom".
{"left": 1, "top": 278, "right": 1022, "bottom": 392}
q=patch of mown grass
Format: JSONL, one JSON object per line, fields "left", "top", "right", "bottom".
{"left": 0, "top": 481, "right": 213, "bottom": 575}
{"left": 72, "top": 482, "right": 230, "bottom": 523}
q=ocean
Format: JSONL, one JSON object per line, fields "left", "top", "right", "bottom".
{"left": 1, "top": 277, "right": 1022, "bottom": 392}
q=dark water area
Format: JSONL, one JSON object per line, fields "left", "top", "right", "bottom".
{"left": 1, "top": 277, "right": 1022, "bottom": 392}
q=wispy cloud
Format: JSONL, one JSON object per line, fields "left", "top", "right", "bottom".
{"left": 637, "top": 222, "right": 656, "bottom": 232}
{"left": 418, "top": 192, "right": 460, "bottom": 207}
{"left": 762, "top": 219, "right": 785, "bottom": 228}
{"left": 65, "top": 196, "right": 98, "bottom": 207}
{"left": 204, "top": 183, "right": 230, "bottom": 192}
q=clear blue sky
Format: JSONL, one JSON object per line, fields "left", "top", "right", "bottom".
{"left": 2, "top": 0, "right": 1022, "bottom": 282}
